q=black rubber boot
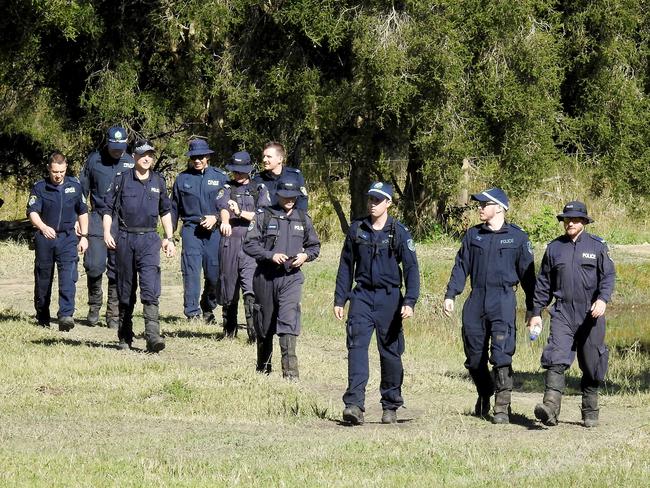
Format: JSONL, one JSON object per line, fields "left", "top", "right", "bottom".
{"left": 492, "top": 366, "right": 513, "bottom": 424}
{"left": 256, "top": 334, "right": 274, "bottom": 374}
{"left": 143, "top": 303, "right": 165, "bottom": 353}
{"left": 106, "top": 279, "right": 119, "bottom": 329}
{"left": 86, "top": 275, "right": 103, "bottom": 326}
{"left": 222, "top": 305, "right": 238, "bottom": 338}
{"left": 118, "top": 302, "right": 135, "bottom": 349}
{"left": 58, "top": 316, "right": 75, "bottom": 332}
{"left": 581, "top": 384, "right": 599, "bottom": 428}
{"left": 534, "top": 366, "right": 565, "bottom": 426}
{"left": 244, "top": 294, "right": 256, "bottom": 344}
{"left": 469, "top": 366, "right": 494, "bottom": 418}
{"left": 279, "top": 334, "right": 299, "bottom": 380}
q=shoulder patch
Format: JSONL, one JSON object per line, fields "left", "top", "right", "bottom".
{"left": 248, "top": 220, "right": 255, "bottom": 231}
{"left": 300, "top": 186, "right": 308, "bottom": 196}
{"left": 217, "top": 189, "right": 225, "bottom": 199}
{"left": 28, "top": 195, "right": 37, "bottom": 206}
{"left": 527, "top": 240, "right": 533, "bottom": 255}
{"left": 407, "top": 239, "right": 416, "bottom": 252}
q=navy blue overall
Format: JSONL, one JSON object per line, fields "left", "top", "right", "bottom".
{"left": 445, "top": 223, "right": 535, "bottom": 398}
{"left": 80, "top": 149, "right": 134, "bottom": 280}
{"left": 171, "top": 166, "right": 228, "bottom": 318}
{"left": 27, "top": 176, "right": 88, "bottom": 322}
{"left": 216, "top": 181, "right": 270, "bottom": 307}
{"left": 252, "top": 167, "right": 308, "bottom": 211}
{"left": 101, "top": 169, "right": 171, "bottom": 309}
{"left": 243, "top": 206, "right": 320, "bottom": 338}
{"left": 532, "top": 232, "right": 615, "bottom": 389}
{"left": 334, "top": 217, "right": 420, "bottom": 412}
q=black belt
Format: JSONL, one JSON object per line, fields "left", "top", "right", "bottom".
{"left": 120, "top": 227, "right": 156, "bottom": 234}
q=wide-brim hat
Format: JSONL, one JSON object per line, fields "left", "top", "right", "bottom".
{"left": 186, "top": 139, "right": 215, "bottom": 157}
{"left": 556, "top": 200, "right": 594, "bottom": 223}
{"left": 470, "top": 187, "right": 509, "bottom": 210}
{"left": 276, "top": 180, "right": 302, "bottom": 198}
{"left": 226, "top": 151, "right": 254, "bottom": 173}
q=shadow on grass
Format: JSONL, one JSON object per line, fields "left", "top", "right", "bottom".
{"left": 164, "top": 329, "right": 226, "bottom": 340}
{"left": 31, "top": 337, "right": 124, "bottom": 350}
{"left": 0, "top": 309, "right": 26, "bottom": 321}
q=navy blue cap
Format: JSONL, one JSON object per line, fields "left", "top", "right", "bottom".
{"left": 367, "top": 182, "right": 393, "bottom": 201}
{"left": 226, "top": 151, "right": 254, "bottom": 173}
{"left": 276, "top": 180, "right": 302, "bottom": 198}
{"left": 133, "top": 139, "right": 155, "bottom": 155}
{"left": 557, "top": 201, "right": 593, "bottom": 223}
{"left": 186, "top": 139, "right": 215, "bottom": 157}
{"left": 107, "top": 126, "right": 128, "bottom": 151}
{"left": 471, "top": 187, "right": 509, "bottom": 210}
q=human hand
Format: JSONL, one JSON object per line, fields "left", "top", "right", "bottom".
{"left": 41, "top": 225, "right": 57, "bottom": 239}
{"left": 272, "top": 253, "right": 289, "bottom": 264}
{"left": 200, "top": 215, "right": 217, "bottom": 230}
{"left": 104, "top": 233, "right": 116, "bottom": 249}
{"left": 220, "top": 222, "right": 232, "bottom": 237}
{"left": 162, "top": 239, "right": 176, "bottom": 258}
{"left": 228, "top": 200, "right": 240, "bottom": 216}
{"left": 291, "top": 253, "right": 308, "bottom": 268}
{"left": 401, "top": 305, "right": 414, "bottom": 319}
{"left": 528, "top": 315, "right": 542, "bottom": 332}
{"left": 77, "top": 236, "right": 88, "bottom": 254}
{"left": 591, "top": 299, "right": 607, "bottom": 318}
{"left": 334, "top": 306, "right": 345, "bottom": 320}
{"left": 74, "top": 221, "right": 81, "bottom": 237}
{"left": 443, "top": 298, "right": 454, "bottom": 317}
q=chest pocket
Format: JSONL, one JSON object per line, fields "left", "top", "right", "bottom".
{"left": 580, "top": 255, "right": 598, "bottom": 287}
{"left": 263, "top": 219, "right": 280, "bottom": 250}
{"left": 498, "top": 240, "right": 518, "bottom": 261}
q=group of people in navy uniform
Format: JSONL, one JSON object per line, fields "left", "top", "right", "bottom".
{"left": 27, "top": 126, "right": 615, "bottom": 428}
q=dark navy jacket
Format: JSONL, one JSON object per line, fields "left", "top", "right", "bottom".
{"left": 252, "top": 166, "right": 308, "bottom": 210}
{"left": 532, "top": 232, "right": 615, "bottom": 317}
{"left": 171, "top": 166, "right": 229, "bottom": 229}
{"left": 445, "top": 222, "right": 535, "bottom": 311}
{"left": 334, "top": 217, "right": 420, "bottom": 308}
{"left": 100, "top": 169, "right": 171, "bottom": 229}
{"left": 80, "top": 149, "right": 135, "bottom": 210}
{"left": 243, "top": 205, "right": 320, "bottom": 271}
{"left": 27, "top": 176, "right": 88, "bottom": 232}
{"left": 216, "top": 181, "right": 271, "bottom": 236}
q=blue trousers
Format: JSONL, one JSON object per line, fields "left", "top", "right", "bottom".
{"left": 181, "top": 223, "right": 220, "bottom": 317}
{"left": 343, "top": 286, "right": 405, "bottom": 411}
{"left": 218, "top": 230, "right": 256, "bottom": 306}
{"left": 33, "top": 230, "right": 79, "bottom": 320}
{"left": 461, "top": 288, "right": 517, "bottom": 371}
{"left": 83, "top": 211, "right": 117, "bottom": 280}
{"left": 541, "top": 302, "right": 609, "bottom": 387}
{"left": 116, "top": 231, "right": 161, "bottom": 306}
{"left": 252, "top": 267, "right": 303, "bottom": 338}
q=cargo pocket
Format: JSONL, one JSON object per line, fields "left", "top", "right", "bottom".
{"left": 294, "top": 302, "right": 302, "bottom": 332}
{"left": 253, "top": 303, "right": 265, "bottom": 338}
{"left": 594, "top": 344, "right": 609, "bottom": 381}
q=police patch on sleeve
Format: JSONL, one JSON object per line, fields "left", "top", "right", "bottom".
{"left": 217, "top": 189, "right": 225, "bottom": 199}
{"left": 407, "top": 239, "right": 416, "bottom": 252}
{"left": 28, "top": 195, "right": 37, "bottom": 206}
{"left": 300, "top": 186, "right": 308, "bottom": 196}
{"left": 527, "top": 241, "right": 533, "bottom": 255}
{"left": 248, "top": 220, "right": 255, "bottom": 231}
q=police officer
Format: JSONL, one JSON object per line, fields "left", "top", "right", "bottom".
{"left": 80, "top": 126, "right": 135, "bottom": 328}
{"left": 443, "top": 188, "right": 535, "bottom": 424}
{"left": 243, "top": 180, "right": 320, "bottom": 379}
{"left": 217, "top": 151, "right": 270, "bottom": 340}
{"left": 101, "top": 139, "right": 176, "bottom": 352}
{"left": 530, "top": 201, "right": 615, "bottom": 428}
{"left": 27, "top": 152, "right": 89, "bottom": 331}
{"left": 171, "top": 139, "right": 228, "bottom": 322}
{"left": 334, "top": 182, "right": 420, "bottom": 425}
{"left": 252, "top": 141, "right": 308, "bottom": 210}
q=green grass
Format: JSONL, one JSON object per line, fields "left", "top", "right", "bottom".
{"left": 0, "top": 241, "right": 649, "bottom": 486}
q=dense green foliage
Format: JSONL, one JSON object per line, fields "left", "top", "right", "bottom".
{"left": 1, "top": 1, "right": 649, "bottom": 235}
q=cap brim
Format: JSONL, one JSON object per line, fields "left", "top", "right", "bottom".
{"left": 367, "top": 189, "right": 392, "bottom": 201}
{"left": 226, "top": 164, "right": 253, "bottom": 173}
{"left": 557, "top": 212, "right": 594, "bottom": 223}
{"left": 186, "top": 149, "right": 215, "bottom": 157}
{"left": 277, "top": 190, "right": 301, "bottom": 198}
{"left": 108, "top": 142, "right": 127, "bottom": 151}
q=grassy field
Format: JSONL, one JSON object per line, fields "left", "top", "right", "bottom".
{"left": 0, "top": 239, "right": 649, "bottom": 487}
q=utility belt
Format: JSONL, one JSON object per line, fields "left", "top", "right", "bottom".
{"left": 119, "top": 226, "right": 156, "bottom": 234}
{"left": 356, "top": 282, "right": 400, "bottom": 294}
{"left": 471, "top": 284, "right": 518, "bottom": 293}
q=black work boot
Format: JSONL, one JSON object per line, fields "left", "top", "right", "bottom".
{"left": 36, "top": 309, "right": 51, "bottom": 327}
{"left": 381, "top": 409, "right": 397, "bottom": 424}
{"left": 143, "top": 303, "right": 165, "bottom": 353}
{"left": 492, "top": 366, "right": 513, "bottom": 424}
{"left": 581, "top": 385, "right": 599, "bottom": 428}
{"left": 279, "top": 334, "right": 299, "bottom": 380}
{"left": 469, "top": 366, "right": 494, "bottom": 419}
{"left": 117, "top": 302, "right": 134, "bottom": 350}
{"left": 256, "top": 335, "right": 273, "bottom": 374}
{"left": 58, "top": 316, "right": 75, "bottom": 332}
{"left": 534, "top": 367, "right": 565, "bottom": 426}
{"left": 86, "top": 275, "right": 103, "bottom": 326}
{"left": 244, "top": 294, "right": 257, "bottom": 344}
{"left": 222, "top": 305, "right": 238, "bottom": 338}
{"left": 342, "top": 405, "right": 364, "bottom": 425}
{"left": 106, "top": 279, "right": 119, "bottom": 329}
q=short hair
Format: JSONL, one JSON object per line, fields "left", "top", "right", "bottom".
{"left": 264, "top": 141, "right": 286, "bottom": 160}
{"left": 48, "top": 151, "right": 67, "bottom": 166}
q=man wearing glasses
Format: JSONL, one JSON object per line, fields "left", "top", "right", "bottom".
{"left": 443, "top": 188, "right": 536, "bottom": 424}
